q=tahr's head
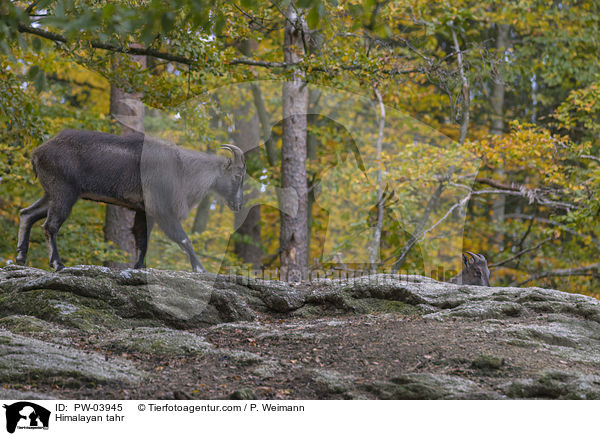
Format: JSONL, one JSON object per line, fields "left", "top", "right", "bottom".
{"left": 461, "top": 252, "right": 491, "bottom": 286}
{"left": 215, "top": 144, "right": 246, "bottom": 212}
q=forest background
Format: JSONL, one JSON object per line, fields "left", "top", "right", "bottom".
{"left": 1, "top": 0, "right": 599, "bottom": 296}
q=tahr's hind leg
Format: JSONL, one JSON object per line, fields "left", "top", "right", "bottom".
{"left": 16, "top": 195, "right": 50, "bottom": 265}
{"left": 132, "top": 211, "right": 154, "bottom": 269}
{"left": 42, "top": 191, "right": 78, "bottom": 271}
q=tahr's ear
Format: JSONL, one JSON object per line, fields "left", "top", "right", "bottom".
{"left": 223, "top": 157, "right": 232, "bottom": 170}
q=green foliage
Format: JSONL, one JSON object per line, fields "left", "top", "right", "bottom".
{"left": 0, "top": 0, "right": 599, "bottom": 297}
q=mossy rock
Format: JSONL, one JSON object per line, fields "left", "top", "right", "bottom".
{"left": 0, "top": 289, "right": 128, "bottom": 332}
{"left": 307, "top": 369, "right": 354, "bottom": 396}
{"left": 505, "top": 371, "right": 600, "bottom": 399}
{"left": 471, "top": 354, "right": 505, "bottom": 371}
{"left": 354, "top": 298, "right": 421, "bottom": 315}
{"left": 230, "top": 388, "right": 257, "bottom": 400}
{"left": 367, "top": 373, "right": 501, "bottom": 400}
{"left": 0, "top": 330, "right": 145, "bottom": 387}
{"left": 104, "top": 327, "right": 213, "bottom": 356}
{"left": 0, "top": 315, "right": 69, "bottom": 335}
{"left": 0, "top": 388, "right": 58, "bottom": 400}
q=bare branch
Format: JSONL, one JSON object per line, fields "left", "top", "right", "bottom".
{"left": 513, "top": 263, "right": 600, "bottom": 287}
{"left": 417, "top": 195, "right": 470, "bottom": 243}
{"left": 473, "top": 178, "right": 575, "bottom": 210}
{"left": 390, "top": 185, "right": 462, "bottom": 271}
{"left": 25, "top": 1, "right": 40, "bottom": 14}
{"left": 231, "top": 56, "right": 421, "bottom": 76}
{"left": 18, "top": 21, "right": 424, "bottom": 78}
{"left": 231, "top": 3, "right": 282, "bottom": 33}
{"left": 505, "top": 213, "right": 600, "bottom": 248}
{"left": 515, "top": 215, "right": 535, "bottom": 249}
{"left": 229, "top": 58, "right": 294, "bottom": 68}
{"left": 474, "top": 177, "right": 520, "bottom": 191}
{"left": 489, "top": 237, "right": 553, "bottom": 269}
{"left": 581, "top": 154, "right": 600, "bottom": 163}
{"left": 17, "top": 23, "right": 196, "bottom": 65}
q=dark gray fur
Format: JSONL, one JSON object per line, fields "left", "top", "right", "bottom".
{"left": 16, "top": 129, "right": 246, "bottom": 272}
{"left": 449, "top": 252, "right": 490, "bottom": 286}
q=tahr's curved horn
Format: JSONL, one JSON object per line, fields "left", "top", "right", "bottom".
{"left": 464, "top": 251, "right": 477, "bottom": 263}
{"left": 220, "top": 144, "right": 245, "bottom": 167}
{"left": 465, "top": 251, "right": 485, "bottom": 262}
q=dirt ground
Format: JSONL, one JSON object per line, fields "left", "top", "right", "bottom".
{"left": 8, "top": 312, "right": 593, "bottom": 400}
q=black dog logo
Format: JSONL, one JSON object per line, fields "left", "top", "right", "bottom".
{"left": 3, "top": 402, "right": 50, "bottom": 433}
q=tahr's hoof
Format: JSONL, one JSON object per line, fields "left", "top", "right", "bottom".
{"left": 15, "top": 253, "right": 26, "bottom": 266}
{"left": 53, "top": 263, "right": 65, "bottom": 272}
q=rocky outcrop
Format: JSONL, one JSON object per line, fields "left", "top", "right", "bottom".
{"left": 0, "top": 265, "right": 599, "bottom": 400}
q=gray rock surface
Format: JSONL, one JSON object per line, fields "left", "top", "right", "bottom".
{"left": 0, "top": 330, "right": 144, "bottom": 385}
{"left": 1, "top": 265, "right": 599, "bottom": 399}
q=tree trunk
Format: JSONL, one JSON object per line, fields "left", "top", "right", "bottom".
{"left": 306, "top": 87, "right": 321, "bottom": 267}
{"left": 251, "top": 83, "right": 277, "bottom": 167}
{"left": 104, "top": 53, "right": 145, "bottom": 268}
{"left": 280, "top": 5, "right": 308, "bottom": 281}
{"left": 490, "top": 24, "right": 509, "bottom": 136}
{"left": 490, "top": 24, "right": 509, "bottom": 251}
{"left": 368, "top": 88, "right": 385, "bottom": 273}
{"left": 234, "top": 197, "right": 262, "bottom": 268}
{"left": 305, "top": 28, "right": 323, "bottom": 268}
{"left": 192, "top": 195, "right": 212, "bottom": 234}
{"left": 451, "top": 26, "right": 469, "bottom": 145}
